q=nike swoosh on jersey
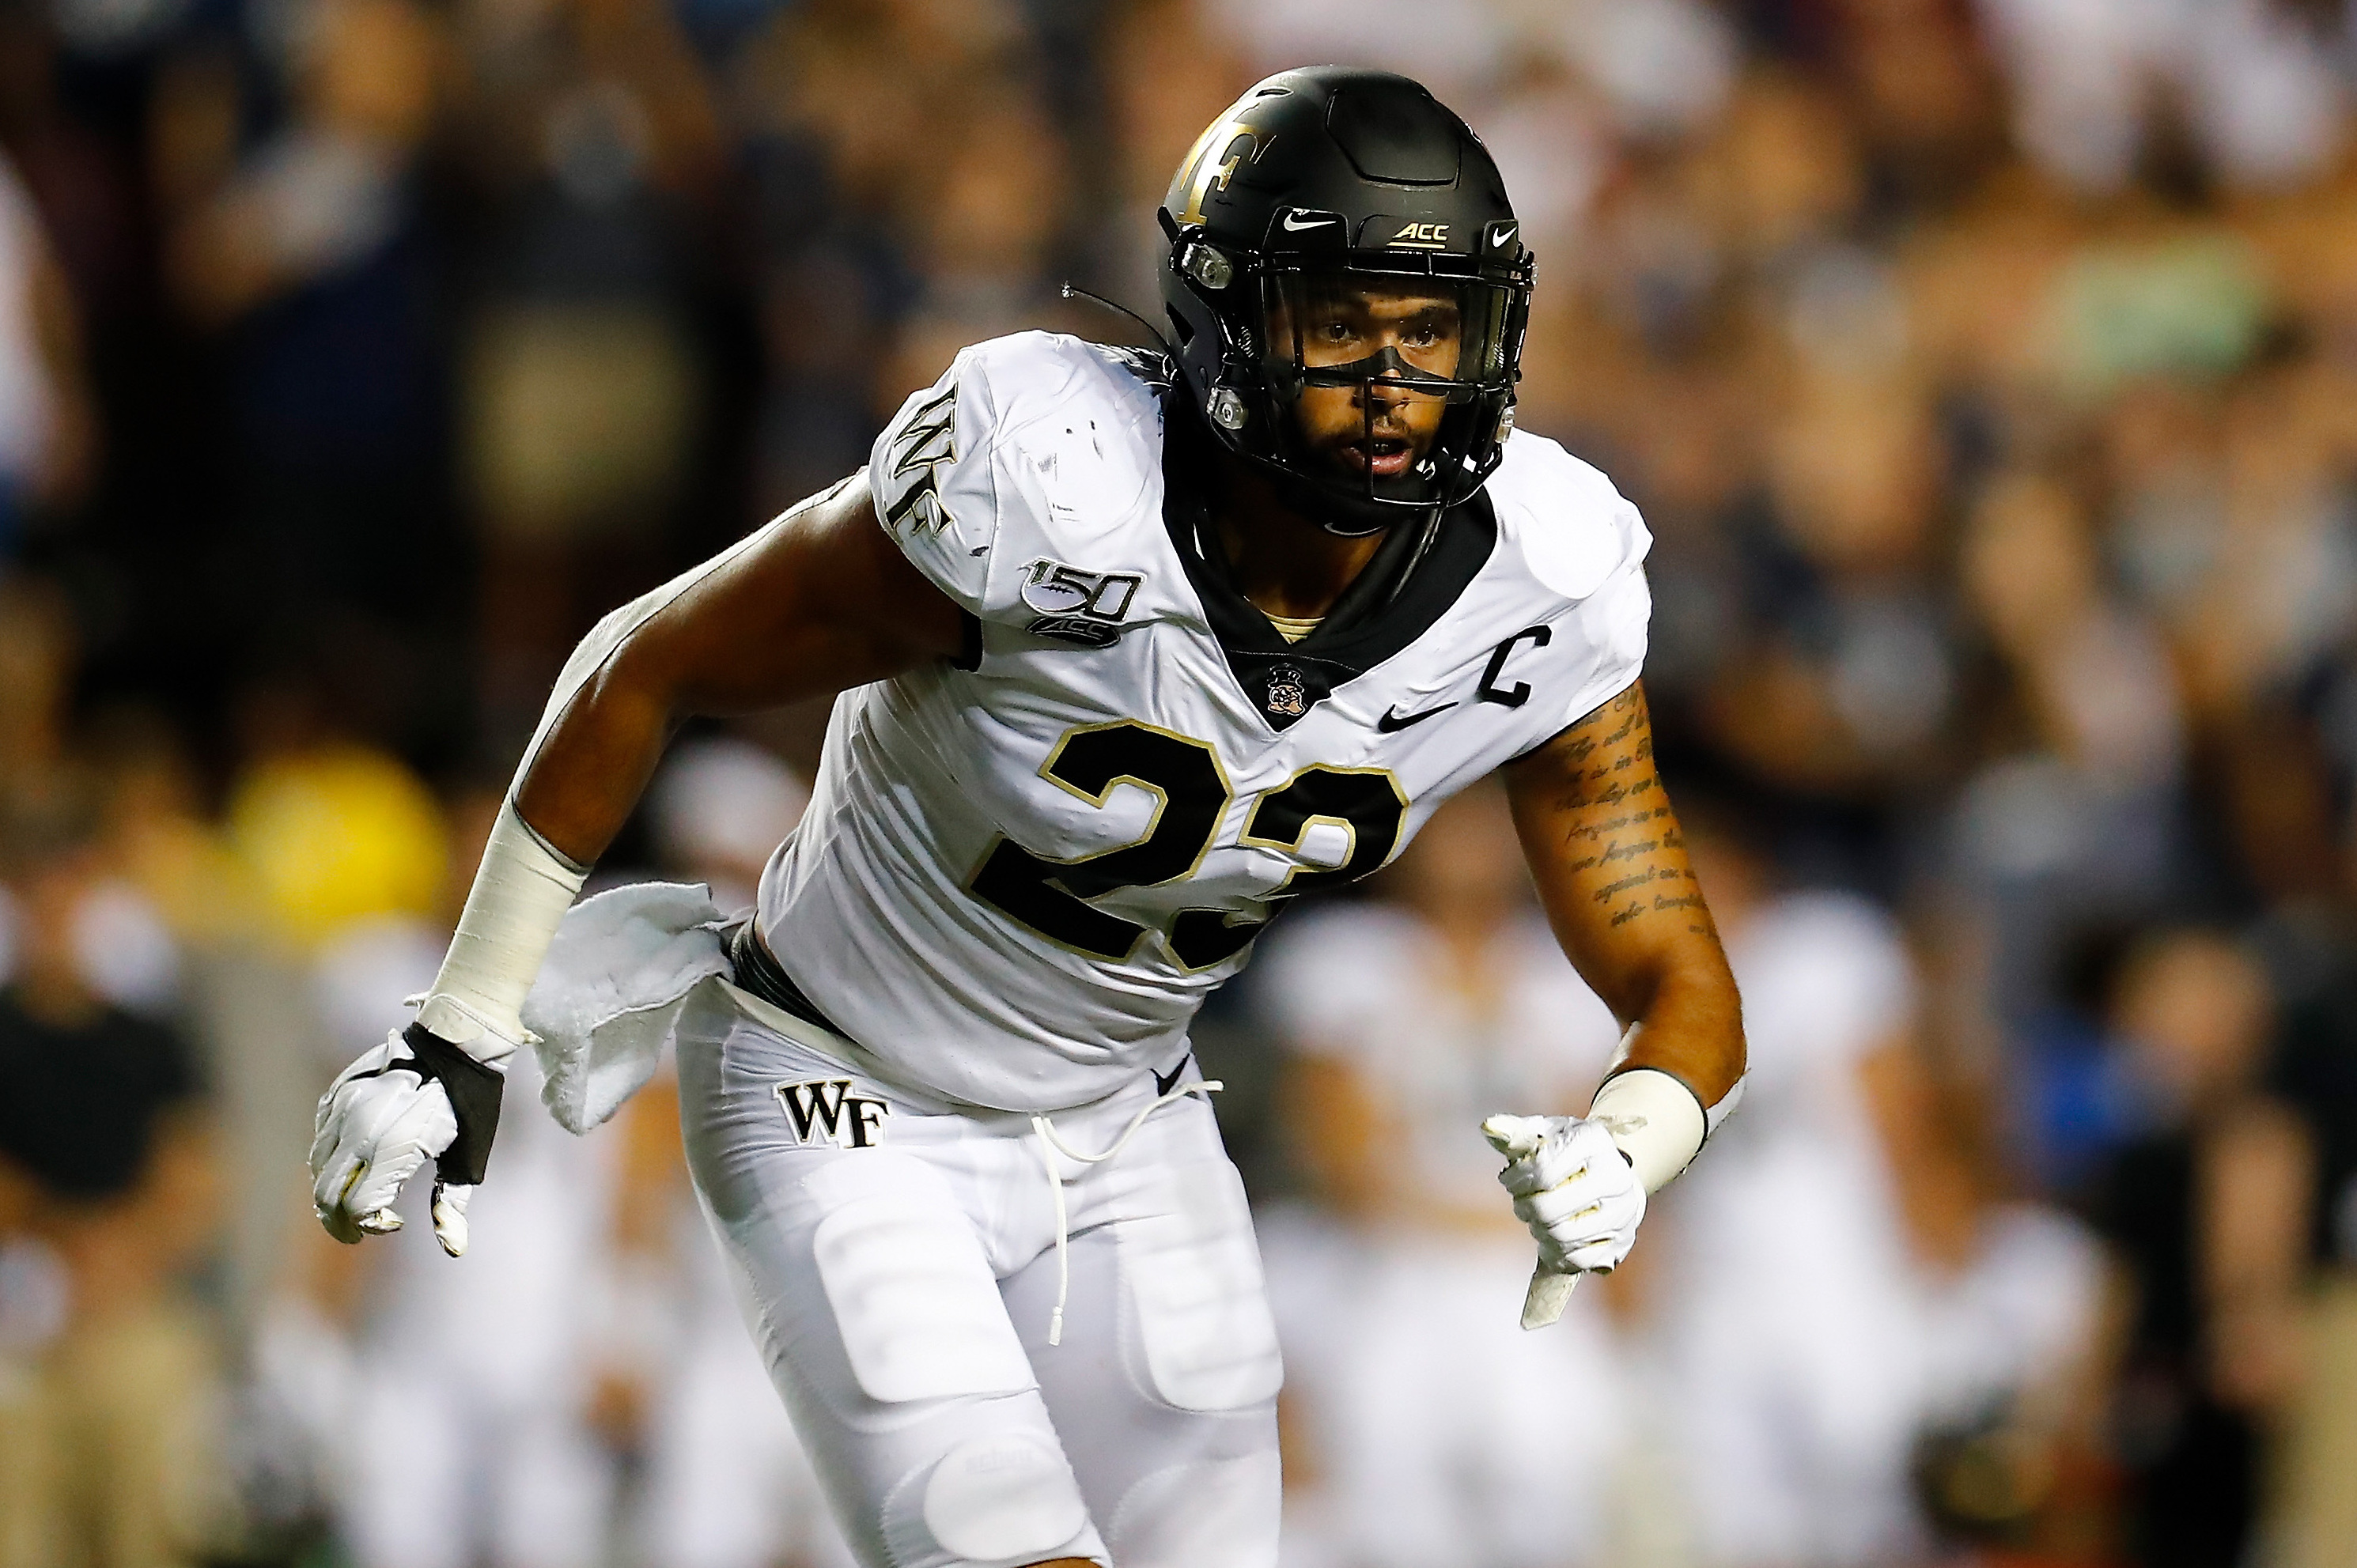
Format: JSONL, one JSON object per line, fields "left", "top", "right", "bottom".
{"left": 1375, "top": 701, "right": 1457, "bottom": 731}
{"left": 1152, "top": 1053, "right": 1193, "bottom": 1098}
{"left": 1281, "top": 212, "right": 1336, "bottom": 231}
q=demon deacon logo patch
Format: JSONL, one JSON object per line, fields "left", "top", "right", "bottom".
{"left": 1264, "top": 663, "right": 1309, "bottom": 718}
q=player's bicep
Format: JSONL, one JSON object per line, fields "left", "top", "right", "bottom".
{"left": 1501, "top": 679, "right": 1716, "bottom": 1021}
{"left": 633, "top": 473, "right": 967, "bottom": 717}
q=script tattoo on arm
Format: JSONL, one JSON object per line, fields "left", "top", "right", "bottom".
{"left": 1501, "top": 679, "right": 1744, "bottom": 1105}
{"left": 1538, "top": 685, "right": 1707, "bottom": 933}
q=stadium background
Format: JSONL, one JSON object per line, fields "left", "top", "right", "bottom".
{"left": 6, "top": 0, "right": 2357, "bottom": 1564}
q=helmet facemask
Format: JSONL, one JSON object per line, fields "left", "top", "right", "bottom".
{"left": 1257, "top": 268, "right": 1518, "bottom": 531}
{"left": 1167, "top": 222, "right": 1533, "bottom": 537}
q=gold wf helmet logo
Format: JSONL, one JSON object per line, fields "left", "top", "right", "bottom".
{"left": 1390, "top": 222, "right": 1451, "bottom": 248}
{"left": 1174, "top": 113, "right": 1270, "bottom": 225}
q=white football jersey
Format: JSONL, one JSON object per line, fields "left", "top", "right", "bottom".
{"left": 756, "top": 332, "right": 1651, "bottom": 1113}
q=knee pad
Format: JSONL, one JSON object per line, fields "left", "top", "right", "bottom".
{"left": 882, "top": 1430, "right": 1097, "bottom": 1567}
{"left": 1108, "top": 1453, "right": 1281, "bottom": 1568}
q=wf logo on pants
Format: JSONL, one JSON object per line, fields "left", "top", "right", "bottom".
{"left": 776, "top": 1079, "right": 891, "bottom": 1147}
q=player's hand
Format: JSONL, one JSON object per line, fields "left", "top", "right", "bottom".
{"left": 309, "top": 1022, "right": 507, "bottom": 1257}
{"left": 1483, "top": 1113, "right": 1646, "bottom": 1324}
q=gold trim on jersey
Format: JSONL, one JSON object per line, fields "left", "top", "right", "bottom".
{"left": 1266, "top": 613, "right": 1322, "bottom": 644}
{"left": 962, "top": 720, "right": 1239, "bottom": 964}
{"left": 1238, "top": 763, "right": 1413, "bottom": 897}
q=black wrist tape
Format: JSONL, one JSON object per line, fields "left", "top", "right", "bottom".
{"left": 401, "top": 1022, "right": 506, "bottom": 1185}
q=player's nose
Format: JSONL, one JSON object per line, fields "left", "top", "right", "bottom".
{"left": 1360, "top": 376, "right": 1417, "bottom": 421}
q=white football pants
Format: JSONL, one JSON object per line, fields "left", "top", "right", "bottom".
{"left": 675, "top": 981, "right": 1283, "bottom": 1568}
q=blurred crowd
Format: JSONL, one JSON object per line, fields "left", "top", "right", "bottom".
{"left": 4, "top": 0, "right": 2357, "bottom": 1565}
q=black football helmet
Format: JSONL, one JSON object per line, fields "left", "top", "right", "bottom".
{"left": 1159, "top": 66, "right": 1534, "bottom": 535}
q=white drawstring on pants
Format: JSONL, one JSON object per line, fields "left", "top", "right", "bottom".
{"left": 1029, "top": 1078, "right": 1222, "bottom": 1347}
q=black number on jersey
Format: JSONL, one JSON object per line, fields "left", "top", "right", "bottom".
{"left": 1169, "top": 765, "right": 1408, "bottom": 969}
{"left": 969, "top": 724, "right": 1230, "bottom": 962}
{"left": 968, "top": 720, "right": 1407, "bottom": 969}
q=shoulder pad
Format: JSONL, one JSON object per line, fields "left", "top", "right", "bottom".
{"left": 1484, "top": 433, "right": 1651, "bottom": 603}
{"left": 953, "top": 332, "right": 1165, "bottom": 455}
{"left": 870, "top": 333, "right": 1170, "bottom": 624}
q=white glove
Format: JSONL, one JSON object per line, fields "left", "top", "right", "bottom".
{"left": 1482, "top": 1113, "right": 1648, "bottom": 1328}
{"left": 309, "top": 1024, "right": 506, "bottom": 1257}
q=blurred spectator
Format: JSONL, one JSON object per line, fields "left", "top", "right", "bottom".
{"left": 0, "top": 572, "right": 74, "bottom": 801}
{"left": 225, "top": 673, "right": 448, "bottom": 947}
{"left": 278, "top": 783, "right": 636, "bottom": 1568}
{"left": 1204, "top": 0, "right": 1737, "bottom": 137}
{"left": 0, "top": 614, "right": 183, "bottom": 1014}
{"left": 0, "top": 146, "right": 95, "bottom": 558}
{"left": 169, "top": 0, "right": 465, "bottom": 750}
{"left": 2262, "top": 802, "right": 2357, "bottom": 1568}
{"left": 1101, "top": 0, "right": 1254, "bottom": 299}
{"left": 1656, "top": 792, "right": 2102, "bottom": 1567}
{"left": 647, "top": 731, "right": 809, "bottom": 911}
{"left": 451, "top": 0, "right": 726, "bottom": 742}
{"left": 739, "top": 0, "right": 1091, "bottom": 415}
{"left": 2088, "top": 928, "right": 2309, "bottom": 1568}
{"left": 0, "top": 778, "right": 230, "bottom": 1568}
{"left": 85, "top": 705, "right": 262, "bottom": 948}
{"left": 1950, "top": 470, "right": 2188, "bottom": 1043}
{"left": 1975, "top": 0, "right": 2348, "bottom": 195}
{"left": 1253, "top": 782, "right": 1630, "bottom": 1568}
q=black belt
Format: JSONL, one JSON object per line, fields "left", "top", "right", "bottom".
{"left": 728, "top": 921, "right": 852, "bottom": 1041}
{"left": 728, "top": 920, "right": 1195, "bottom": 1105}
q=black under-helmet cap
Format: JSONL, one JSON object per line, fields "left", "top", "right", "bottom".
{"left": 1324, "top": 79, "right": 1461, "bottom": 187}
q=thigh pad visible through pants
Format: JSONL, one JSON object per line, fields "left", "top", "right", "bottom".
{"left": 679, "top": 995, "right": 1103, "bottom": 1568}
{"left": 677, "top": 988, "right": 1281, "bottom": 1566}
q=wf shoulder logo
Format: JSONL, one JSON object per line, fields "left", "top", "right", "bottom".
{"left": 775, "top": 1078, "right": 891, "bottom": 1148}
{"left": 883, "top": 385, "right": 958, "bottom": 538}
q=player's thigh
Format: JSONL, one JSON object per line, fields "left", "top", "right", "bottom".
{"left": 676, "top": 1000, "right": 1107, "bottom": 1568}
{"left": 1004, "top": 1111, "right": 1282, "bottom": 1568}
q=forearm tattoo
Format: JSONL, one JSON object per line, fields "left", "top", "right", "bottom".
{"left": 1534, "top": 683, "right": 1712, "bottom": 938}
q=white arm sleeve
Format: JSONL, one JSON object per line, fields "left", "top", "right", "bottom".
{"left": 1587, "top": 1069, "right": 1703, "bottom": 1193}
{"left": 1587, "top": 1065, "right": 1745, "bottom": 1193}
{"left": 416, "top": 802, "right": 588, "bottom": 1064}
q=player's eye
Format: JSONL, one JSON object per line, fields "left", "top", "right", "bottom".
{"left": 1405, "top": 312, "right": 1455, "bottom": 346}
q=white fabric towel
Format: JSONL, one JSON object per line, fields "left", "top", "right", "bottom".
{"left": 522, "top": 881, "right": 732, "bottom": 1133}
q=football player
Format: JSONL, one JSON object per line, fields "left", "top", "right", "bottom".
{"left": 308, "top": 67, "right": 1746, "bottom": 1568}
